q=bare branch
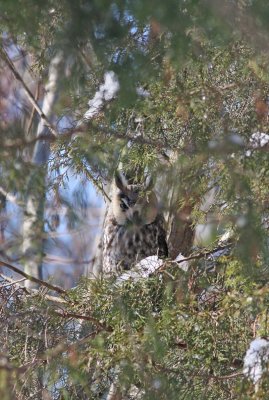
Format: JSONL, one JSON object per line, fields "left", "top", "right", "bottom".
{"left": 0, "top": 186, "right": 23, "bottom": 206}
{"left": 158, "top": 242, "right": 233, "bottom": 273}
{"left": 175, "top": 242, "right": 232, "bottom": 264}
{"left": 0, "top": 259, "right": 66, "bottom": 295}
{"left": 0, "top": 46, "right": 58, "bottom": 137}
{"left": 198, "top": 371, "right": 244, "bottom": 381}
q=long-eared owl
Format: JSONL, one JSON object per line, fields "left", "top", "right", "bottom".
{"left": 102, "top": 171, "right": 168, "bottom": 275}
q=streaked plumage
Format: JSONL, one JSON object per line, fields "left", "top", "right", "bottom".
{"left": 102, "top": 172, "right": 168, "bottom": 274}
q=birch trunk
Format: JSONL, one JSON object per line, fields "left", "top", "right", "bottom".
{"left": 22, "top": 52, "right": 64, "bottom": 288}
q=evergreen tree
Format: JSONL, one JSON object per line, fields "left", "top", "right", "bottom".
{"left": 1, "top": 1, "right": 269, "bottom": 398}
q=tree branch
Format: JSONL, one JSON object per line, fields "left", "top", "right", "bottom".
{"left": 158, "top": 242, "right": 233, "bottom": 272}
{"left": 0, "top": 259, "right": 66, "bottom": 295}
{"left": 2, "top": 122, "right": 173, "bottom": 152}
{"left": 0, "top": 46, "right": 58, "bottom": 137}
{"left": 176, "top": 242, "right": 232, "bottom": 264}
{"left": 0, "top": 186, "right": 24, "bottom": 206}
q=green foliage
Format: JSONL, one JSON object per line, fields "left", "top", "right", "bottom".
{"left": 1, "top": 256, "right": 266, "bottom": 399}
{"left": 2, "top": 1, "right": 269, "bottom": 399}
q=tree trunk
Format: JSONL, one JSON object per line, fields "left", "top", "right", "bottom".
{"left": 22, "top": 52, "right": 64, "bottom": 288}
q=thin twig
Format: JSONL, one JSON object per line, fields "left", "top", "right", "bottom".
{"left": 0, "top": 273, "right": 30, "bottom": 294}
{"left": 26, "top": 80, "right": 41, "bottom": 136}
{"left": 177, "top": 243, "right": 232, "bottom": 264}
{"left": 53, "top": 309, "right": 112, "bottom": 332}
{"left": 84, "top": 166, "right": 111, "bottom": 202}
{"left": 31, "top": 290, "right": 68, "bottom": 304}
{"left": 158, "top": 242, "right": 233, "bottom": 272}
{"left": 1, "top": 277, "right": 26, "bottom": 288}
{"left": 203, "top": 371, "right": 244, "bottom": 381}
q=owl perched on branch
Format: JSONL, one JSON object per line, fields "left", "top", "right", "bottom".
{"left": 102, "top": 171, "right": 168, "bottom": 275}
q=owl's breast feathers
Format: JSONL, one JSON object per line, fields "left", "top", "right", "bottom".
{"left": 102, "top": 212, "right": 168, "bottom": 275}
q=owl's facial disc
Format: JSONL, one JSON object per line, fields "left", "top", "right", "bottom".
{"left": 112, "top": 171, "right": 158, "bottom": 226}
{"left": 120, "top": 192, "right": 158, "bottom": 226}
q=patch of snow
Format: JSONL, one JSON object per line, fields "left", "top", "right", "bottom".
{"left": 246, "top": 132, "right": 269, "bottom": 157}
{"left": 116, "top": 255, "right": 163, "bottom": 284}
{"left": 174, "top": 253, "right": 189, "bottom": 272}
{"left": 243, "top": 338, "right": 269, "bottom": 383}
{"left": 250, "top": 132, "right": 269, "bottom": 148}
{"left": 84, "top": 71, "right": 120, "bottom": 119}
{"left": 136, "top": 87, "right": 150, "bottom": 97}
{"left": 218, "top": 229, "right": 232, "bottom": 243}
{"left": 136, "top": 255, "right": 163, "bottom": 272}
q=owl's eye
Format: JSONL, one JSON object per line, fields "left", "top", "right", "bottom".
{"left": 120, "top": 200, "right": 129, "bottom": 211}
{"left": 120, "top": 202, "right": 128, "bottom": 210}
{"left": 119, "top": 194, "right": 136, "bottom": 211}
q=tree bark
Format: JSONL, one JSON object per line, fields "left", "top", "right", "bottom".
{"left": 22, "top": 52, "right": 64, "bottom": 289}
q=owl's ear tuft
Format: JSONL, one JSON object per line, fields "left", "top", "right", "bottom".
{"left": 144, "top": 175, "right": 154, "bottom": 191}
{"left": 114, "top": 170, "right": 128, "bottom": 192}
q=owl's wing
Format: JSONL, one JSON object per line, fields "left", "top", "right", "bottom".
{"left": 156, "top": 214, "right": 168, "bottom": 258}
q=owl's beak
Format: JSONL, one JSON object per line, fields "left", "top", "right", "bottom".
{"left": 129, "top": 210, "right": 142, "bottom": 225}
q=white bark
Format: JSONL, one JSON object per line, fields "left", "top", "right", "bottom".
{"left": 22, "top": 52, "right": 64, "bottom": 288}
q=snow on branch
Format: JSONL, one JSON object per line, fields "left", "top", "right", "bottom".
{"left": 246, "top": 132, "right": 269, "bottom": 156}
{"left": 116, "top": 255, "right": 163, "bottom": 284}
{"left": 83, "top": 73, "right": 150, "bottom": 121}
{"left": 83, "top": 71, "right": 120, "bottom": 120}
{"left": 114, "top": 240, "right": 233, "bottom": 284}
{"left": 250, "top": 132, "right": 269, "bottom": 148}
{"left": 243, "top": 338, "right": 269, "bottom": 383}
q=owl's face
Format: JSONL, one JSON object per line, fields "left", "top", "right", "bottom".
{"left": 111, "top": 172, "right": 158, "bottom": 226}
